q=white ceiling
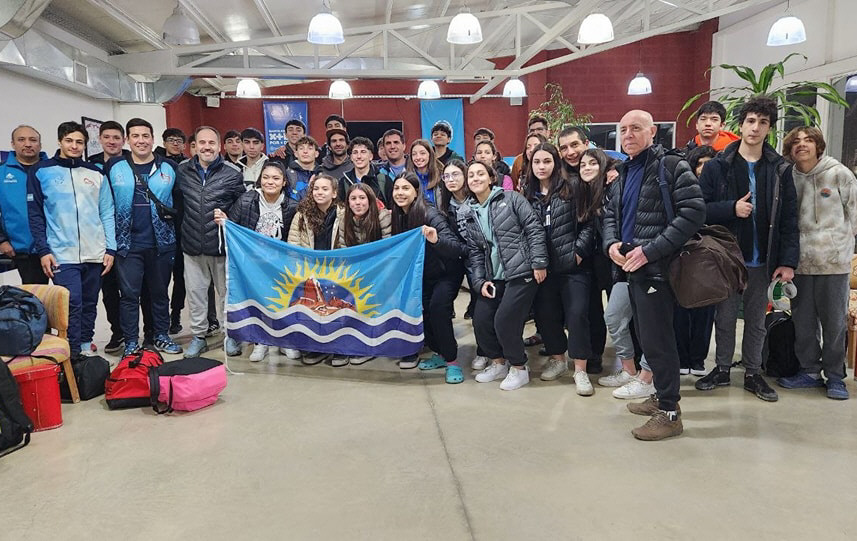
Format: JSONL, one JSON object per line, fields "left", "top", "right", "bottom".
{"left": 36, "top": 0, "right": 783, "bottom": 98}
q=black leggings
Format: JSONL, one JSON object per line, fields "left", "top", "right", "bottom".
{"left": 534, "top": 272, "right": 593, "bottom": 360}
{"left": 473, "top": 276, "right": 538, "bottom": 366}
{"left": 423, "top": 275, "right": 461, "bottom": 362}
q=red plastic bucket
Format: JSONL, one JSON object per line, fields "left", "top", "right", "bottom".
{"left": 13, "top": 364, "right": 63, "bottom": 431}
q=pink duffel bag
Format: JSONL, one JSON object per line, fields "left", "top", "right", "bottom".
{"left": 148, "top": 357, "right": 227, "bottom": 414}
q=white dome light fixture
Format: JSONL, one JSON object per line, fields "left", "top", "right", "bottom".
{"left": 627, "top": 73, "right": 652, "bottom": 95}
{"left": 308, "top": 1, "right": 344, "bottom": 45}
{"left": 766, "top": 15, "right": 806, "bottom": 46}
{"left": 417, "top": 80, "right": 441, "bottom": 99}
{"left": 328, "top": 79, "right": 353, "bottom": 99}
{"left": 447, "top": 10, "right": 483, "bottom": 44}
{"left": 577, "top": 13, "right": 614, "bottom": 44}
{"left": 845, "top": 75, "right": 857, "bottom": 93}
{"left": 236, "top": 78, "right": 262, "bottom": 98}
{"left": 162, "top": 4, "right": 201, "bottom": 46}
{"left": 502, "top": 78, "right": 527, "bottom": 98}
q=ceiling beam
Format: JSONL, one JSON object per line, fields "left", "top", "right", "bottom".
{"left": 389, "top": 29, "right": 445, "bottom": 70}
{"left": 179, "top": 0, "right": 228, "bottom": 43}
{"left": 322, "top": 31, "right": 381, "bottom": 69}
{"left": 82, "top": 0, "right": 167, "bottom": 50}
{"left": 469, "top": 0, "right": 601, "bottom": 103}
{"left": 459, "top": 15, "right": 516, "bottom": 70}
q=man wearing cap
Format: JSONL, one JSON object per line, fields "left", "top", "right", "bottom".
{"left": 431, "top": 120, "right": 463, "bottom": 167}
{"left": 321, "top": 128, "right": 354, "bottom": 179}
{"left": 237, "top": 128, "right": 267, "bottom": 190}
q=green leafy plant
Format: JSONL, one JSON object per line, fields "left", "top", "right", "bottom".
{"left": 531, "top": 82, "right": 592, "bottom": 135}
{"left": 678, "top": 53, "right": 848, "bottom": 145}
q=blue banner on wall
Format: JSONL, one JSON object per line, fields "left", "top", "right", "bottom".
{"left": 420, "top": 99, "right": 465, "bottom": 158}
{"left": 263, "top": 101, "right": 309, "bottom": 151}
{"left": 224, "top": 221, "right": 425, "bottom": 358}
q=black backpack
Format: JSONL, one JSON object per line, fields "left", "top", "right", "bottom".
{"left": 762, "top": 312, "right": 800, "bottom": 378}
{"left": 0, "top": 360, "right": 34, "bottom": 457}
{"left": 0, "top": 285, "right": 48, "bottom": 356}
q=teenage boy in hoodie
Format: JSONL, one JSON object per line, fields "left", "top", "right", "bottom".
{"left": 338, "top": 137, "right": 392, "bottom": 206}
{"left": 284, "top": 135, "right": 321, "bottom": 201}
{"left": 777, "top": 126, "right": 857, "bottom": 400}
{"left": 238, "top": 128, "right": 267, "bottom": 190}
{"left": 684, "top": 101, "right": 740, "bottom": 152}
{"left": 28, "top": 121, "right": 116, "bottom": 359}
{"left": 0, "top": 125, "right": 49, "bottom": 284}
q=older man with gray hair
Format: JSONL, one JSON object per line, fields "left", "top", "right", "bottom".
{"left": 603, "top": 110, "right": 705, "bottom": 440}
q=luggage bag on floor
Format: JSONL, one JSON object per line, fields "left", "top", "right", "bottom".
{"left": 0, "top": 359, "right": 34, "bottom": 457}
{"left": 105, "top": 349, "right": 164, "bottom": 410}
{"left": 61, "top": 355, "right": 110, "bottom": 401}
{"left": 149, "top": 357, "right": 227, "bottom": 414}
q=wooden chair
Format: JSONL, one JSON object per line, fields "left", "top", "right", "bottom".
{"left": 4, "top": 284, "right": 80, "bottom": 402}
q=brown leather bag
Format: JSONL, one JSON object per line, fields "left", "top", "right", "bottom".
{"left": 668, "top": 224, "right": 748, "bottom": 308}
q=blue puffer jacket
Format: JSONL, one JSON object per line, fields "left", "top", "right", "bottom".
{"left": 27, "top": 154, "right": 117, "bottom": 264}
{"left": 0, "top": 151, "right": 48, "bottom": 253}
{"left": 104, "top": 154, "right": 178, "bottom": 256}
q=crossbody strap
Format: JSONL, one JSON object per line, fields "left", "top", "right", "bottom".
{"left": 657, "top": 158, "right": 676, "bottom": 223}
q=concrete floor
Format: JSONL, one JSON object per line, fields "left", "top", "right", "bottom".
{"left": 2, "top": 272, "right": 856, "bottom": 540}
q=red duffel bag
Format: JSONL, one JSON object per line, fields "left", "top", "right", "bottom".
{"left": 105, "top": 349, "right": 164, "bottom": 410}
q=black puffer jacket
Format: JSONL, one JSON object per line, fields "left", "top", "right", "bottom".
{"left": 458, "top": 188, "right": 548, "bottom": 291}
{"left": 228, "top": 189, "right": 298, "bottom": 241}
{"left": 528, "top": 189, "right": 594, "bottom": 274}
{"left": 602, "top": 145, "right": 705, "bottom": 280}
{"left": 177, "top": 156, "right": 245, "bottom": 256}
{"left": 699, "top": 140, "right": 799, "bottom": 275}
{"left": 394, "top": 206, "right": 465, "bottom": 282}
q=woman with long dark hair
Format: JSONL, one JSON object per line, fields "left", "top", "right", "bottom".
{"left": 287, "top": 173, "right": 346, "bottom": 366}
{"left": 406, "top": 139, "right": 443, "bottom": 205}
{"left": 523, "top": 142, "right": 596, "bottom": 395}
{"left": 459, "top": 160, "right": 548, "bottom": 390}
{"left": 390, "top": 172, "right": 466, "bottom": 383}
{"left": 517, "top": 133, "right": 548, "bottom": 191}
{"left": 214, "top": 161, "right": 298, "bottom": 363}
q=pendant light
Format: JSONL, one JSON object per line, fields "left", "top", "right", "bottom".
{"left": 627, "top": 73, "right": 652, "bottom": 95}
{"left": 447, "top": 9, "right": 483, "bottom": 44}
{"left": 502, "top": 78, "right": 527, "bottom": 98}
{"left": 577, "top": 13, "right": 614, "bottom": 44}
{"left": 766, "top": 0, "right": 806, "bottom": 46}
{"left": 308, "top": 1, "right": 344, "bottom": 45}
{"left": 236, "top": 78, "right": 262, "bottom": 98}
{"left": 417, "top": 80, "right": 441, "bottom": 99}
{"left": 328, "top": 80, "right": 353, "bottom": 99}
{"left": 162, "top": 3, "right": 201, "bottom": 45}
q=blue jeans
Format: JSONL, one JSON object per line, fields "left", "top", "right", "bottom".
{"left": 53, "top": 262, "right": 102, "bottom": 353}
{"left": 117, "top": 248, "right": 175, "bottom": 342}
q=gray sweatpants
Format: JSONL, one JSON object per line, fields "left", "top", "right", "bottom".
{"left": 604, "top": 281, "right": 650, "bottom": 371}
{"left": 714, "top": 265, "right": 768, "bottom": 374}
{"left": 184, "top": 254, "right": 226, "bottom": 337}
{"left": 791, "top": 273, "right": 848, "bottom": 381}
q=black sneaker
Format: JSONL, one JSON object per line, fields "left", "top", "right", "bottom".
{"left": 104, "top": 335, "right": 125, "bottom": 354}
{"left": 142, "top": 335, "right": 155, "bottom": 349}
{"left": 744, "top": 373, "right": 779, "bottom": 402}
{"left": 169, "top": 322, "right": 182, "bottom": 335}
{"left": 695, "top": 367, "right": 731, "bottom": 390}
{"left": 206, "top": 321, "right": 221, "bottom": 337}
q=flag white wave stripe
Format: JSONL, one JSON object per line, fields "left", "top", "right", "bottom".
{"left": 226, "top": 299, "right": 423, "bottom": 325}
{"left": 227, "top": 317, "right": 424, "bottom": 345}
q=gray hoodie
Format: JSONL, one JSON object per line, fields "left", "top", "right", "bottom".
{"left": 793, "top": 155, "right": 857, "bottom": 274}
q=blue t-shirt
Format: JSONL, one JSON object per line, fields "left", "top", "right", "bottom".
{"left": 621, "top": 154, "right": 646, "bottom": 244}
{"left": 131, "top": 161, "right": 156, "bottom": 250}
{"left": 746, "top": 160, "right": 762, "bottom": 267}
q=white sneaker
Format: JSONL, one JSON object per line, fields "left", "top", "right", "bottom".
{"left": 690, "top": 367, "right": 706, "bottom": 376}
{"left": 471, "top": 355, "right": 489, "bottom": 371}
{"left": 612, "top": 377, "right": 655, "bottom": 399}
{"left": 475, "top": 361, "right": 509, "bottom": 383}
{"left": 540, "top": 358, "right": 569, "bottom": 381}
{"left": 330, "top": 355, "right": 349, "bottom": 367}
{"left": 349, "top": 355, "right": 374, "bottom": 365}
{"left": 249, "top": 344, "right": 268, "bottom": 362}
{"left": 574, "top": 371, "right": 594, "bottom": 396}
{"left": 500, "top": 365, "right": 530, "bottom": 391}
{"left": 280, "top": 347, "right": 301, "bottom": 360}
{"left": 598, "top": 370, "right": 634, "bottom": 387}
{"left": 679, "top": 367, "right": 691, "bottom": 375}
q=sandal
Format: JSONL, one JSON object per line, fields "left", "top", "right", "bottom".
{"left": 523, "top": 334, "right": 543, "bottom": 347}
{"left": 418, "top": 353, "right": 446, "bottom": 370}
{"left": 445, "top": 364, "right": 464, "bottom": 384}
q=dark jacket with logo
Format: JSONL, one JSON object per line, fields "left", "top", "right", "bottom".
{"left": 338, "top": 163, "right": 392, "bottom": 206}
{"left": 177, "top": 156, "right": 245, "bottom": 256}
{"left": 602, "top": 145, "right": 705, "bottom": 281}
{"left": 698, "top": 140, "right": 799, "bottom": 275}
{"left": 458, "top": 189, "right": 548, "bottom": 291}
{"left": 528, "top": 187, "right": 594, "bottom": 274}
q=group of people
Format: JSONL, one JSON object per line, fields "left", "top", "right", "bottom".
{"left": 1, "top": 95, "right": 855, "bottom": 441}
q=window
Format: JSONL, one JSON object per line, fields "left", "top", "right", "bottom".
{"left": 585, "top": 121, "right": 676, "bottom": 153}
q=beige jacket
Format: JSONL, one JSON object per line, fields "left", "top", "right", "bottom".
{"left": 335, "top": 208, "right": 392, "bottom": 248}
{"left": 287, "top": 205, "right": 345, "bottom": 249}
{"left": 793, "top": 155, "right": 857, "bottom": 275}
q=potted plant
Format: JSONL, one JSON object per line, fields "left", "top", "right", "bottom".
{"left": 531, "top": 83, "right": 592, "bottom": 135}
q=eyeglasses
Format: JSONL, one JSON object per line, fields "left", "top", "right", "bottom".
{"left": 165, "top": 137, "right": 185, "bottom": 144}
{"left": 442, "top": 171, "right": 464, "bottom": 182}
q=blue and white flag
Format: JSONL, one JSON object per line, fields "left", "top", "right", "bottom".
{"left": 224, "top": 221, "right": 425, "bottom": 357}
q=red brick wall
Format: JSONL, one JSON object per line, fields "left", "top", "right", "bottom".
{"left": 165, "top": 20, "right": 716, "bottom": 156}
